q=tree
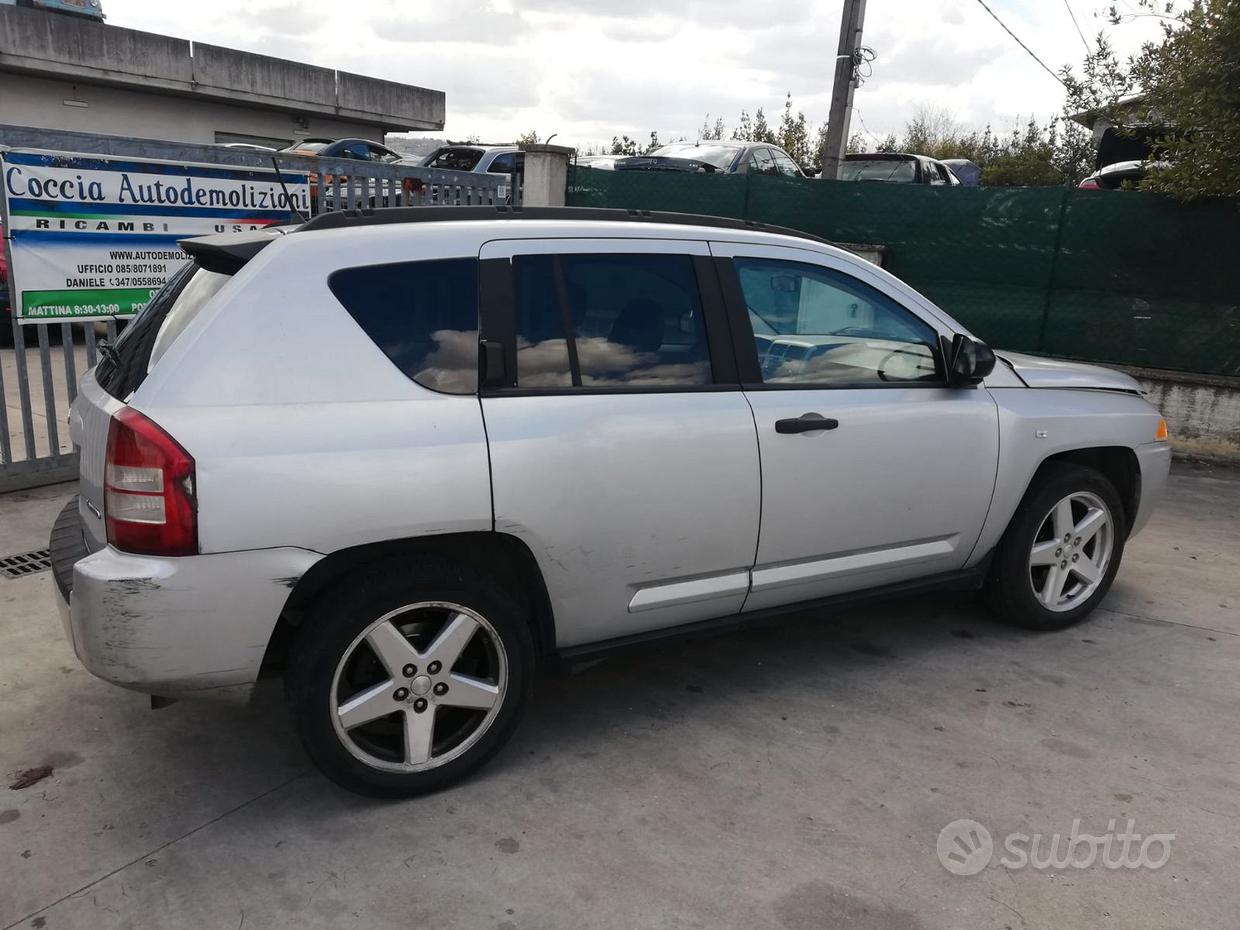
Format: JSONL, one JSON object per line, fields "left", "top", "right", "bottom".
{"left": 901, "top": 104, "right": 962, "bottom": 156}
{"left": 609, "top": 135, "right": 641, "bottom": 156}
{"left": 732, "top": 110, "right": 753, "bottom": 142}
{"left": 777, "top": 93, "right": 812, "bottom": 165}
{"left": 1134, "top": 0, "right": 1240, "bottom": 199}
{"left": 875, "top": 133, "right": 899, "bottom": 153}
{"left": 698, "top": 115, "right": 726, "bottom": 142}
{"left": 1063, "top": 0, "right": 1240, "bottom": 200}
{"left": 815, "top": 123, "right": 833, "bottom": 165}
{"left": 515, "top": 130, "right": 540, "bottom": 146}
{"left": 751, "top": 107, "right": 776, "bottom": 144}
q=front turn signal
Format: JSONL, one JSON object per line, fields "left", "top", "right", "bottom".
{"left": 1155, "top": 418, "right": 1169, "bottom": 441}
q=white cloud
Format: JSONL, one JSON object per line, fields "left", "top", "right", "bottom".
{"left": 103, "top": 0, "right": 1168, "bottom": 149}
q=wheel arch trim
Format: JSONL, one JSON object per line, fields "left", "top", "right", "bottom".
{"left": 262, "top": 531, "right": 557, "bottom": 678}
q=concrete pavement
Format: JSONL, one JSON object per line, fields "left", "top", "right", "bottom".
{"left": 2, "top": 465, "right": 1238, "bottom": 929}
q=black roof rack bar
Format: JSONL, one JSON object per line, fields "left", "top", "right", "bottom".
{"left": 295, "top": 205, "right": 831, "bottom": 246}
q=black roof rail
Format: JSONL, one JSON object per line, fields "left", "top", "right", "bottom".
{"left": 295, "top": 205, "right": 830, "bottom": 245}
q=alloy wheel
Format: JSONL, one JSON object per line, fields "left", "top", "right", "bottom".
{"left": 1028, "top": 491, "right": 1114, "bottom": 613}
{"left": 330, "top": 602, "right": 508, "bottom": 773}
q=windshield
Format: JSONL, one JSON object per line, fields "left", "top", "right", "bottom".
{"left": 425, "top": 148, "right": 485, "bottom": 171}
{"left": 649, "top": 144, "right": 742, "bottom": 170}
{"left": 840, "top": 159, "right": 917, "bottom": 182}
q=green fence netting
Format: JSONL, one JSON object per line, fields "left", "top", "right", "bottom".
{"left": 567, "top": 166, "right": 1240, "bottom": 377}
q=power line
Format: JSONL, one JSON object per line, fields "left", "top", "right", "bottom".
{"left": 970, "top": 0, "right": 1067, "bottom": 87}
{"left": 1062, "top": 0, "right": 1092, "bottom": 54}
{"left": 851, "top": 107, "right": 885, "bottom": 147}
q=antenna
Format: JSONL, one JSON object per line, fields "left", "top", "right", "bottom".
{"left": 270, "top": 155, "right": 309, "bottom": 223}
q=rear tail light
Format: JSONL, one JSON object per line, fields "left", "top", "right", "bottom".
{"left": 104, "top": 407, "right": 198, "bottom": 556}
{"left": 1078, "top": 177, "right": 1101, "bottom": 190}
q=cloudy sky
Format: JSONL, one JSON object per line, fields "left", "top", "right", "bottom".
{"left": 105, "top": 0, "right": 1165, "bottom": 148}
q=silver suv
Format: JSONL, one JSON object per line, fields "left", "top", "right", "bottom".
{"left": 50, "top": 207, "right": 1171, "bottom": 796}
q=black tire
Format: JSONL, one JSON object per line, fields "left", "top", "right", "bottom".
{"left": 987, "top": 462, "right": 1127, "bottom": 631}
{"left": 285, "top": 557, "right": 534, "bottom": 798}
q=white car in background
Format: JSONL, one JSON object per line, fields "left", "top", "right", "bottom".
{"left": 421, "top": 144, "right": 521, "bottom": 176}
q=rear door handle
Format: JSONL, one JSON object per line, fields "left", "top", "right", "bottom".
{"left": 775, "top": 413, "right": 839, "bottom": 434}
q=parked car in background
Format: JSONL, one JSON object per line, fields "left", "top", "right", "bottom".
{"left": 575, "top": 154, "right": 620, "bottom": 170}
{"left": 280, "top": 138, "right": 408, "bottom": 164}
{"left": 217, "top": 142, "right": 278, "bottom": 153}
{"left": 614, "top": 141, "right": 806, "bottom": 177}
{"left": 1078, "top": 125, "right": 1173, "bottom": 191}
{"left": 421, "top": 144, "right": 522, "bottom": 176}
{"left": 51, "top": 206, "right": 1170, "bottom": 797}
{"left": 279, "top": 138, "right": 414, "bottom": 209}
{"left": 839, "top": 153, "right": 961, "bottom": 186}
{"left": 941, "top": 158, "right": 981, "bottom": 187}
{"left": 1078, "top": 160, "right": 1169, "bottom": 190}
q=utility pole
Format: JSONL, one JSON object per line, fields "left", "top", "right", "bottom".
{"left": 820, "top": 0, "right": 867, "bottom": 180}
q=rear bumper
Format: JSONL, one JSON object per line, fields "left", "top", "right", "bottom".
{"left": 50, "top": 498, "right": 321, "bottom": 701}
{"left": 1131, "top": 440, "right": 1172, "bottom": 537}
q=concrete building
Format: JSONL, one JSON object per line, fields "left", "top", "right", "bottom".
{"left": 0, "top": 4, "right": 444, "bottom": 148}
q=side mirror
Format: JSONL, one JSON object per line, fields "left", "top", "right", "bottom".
{"left": 945, "top": 334, "right": 996, "bottom": 386}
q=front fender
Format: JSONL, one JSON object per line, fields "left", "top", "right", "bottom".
{"left": 968, "top": 388, "right": 1165, "bottom": 565}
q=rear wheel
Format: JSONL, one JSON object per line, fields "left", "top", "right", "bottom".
{"left": 988, "top": 463, "right": 1127, "bottom": 630}
{"left": 286, "top": 560, "right": 533, "bottom": 797}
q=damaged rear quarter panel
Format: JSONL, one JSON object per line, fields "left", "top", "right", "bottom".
{"left": 70, "top": 546, "right": 322, "bottom": 693}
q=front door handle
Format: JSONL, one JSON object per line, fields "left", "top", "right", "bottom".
{"left": 775, "top": 413, "right": 839, "bottom": 434}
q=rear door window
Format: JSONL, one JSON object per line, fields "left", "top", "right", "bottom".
{"left": 328, "top": 258, "right": 479, "bottom": 394}
{"left": 337, "top": 141, "right": 371, "bottom": 160}
{"left": 749, "top": 148, "right": 776, "bottom": 175}
{"left": 510, "top": 253, "right": 712, "bottom": 388}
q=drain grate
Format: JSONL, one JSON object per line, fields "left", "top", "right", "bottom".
{"left": 1, "top": 549, "right": 52, "bottom": 579}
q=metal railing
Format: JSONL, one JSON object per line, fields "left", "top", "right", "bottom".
{"left": 0, "top": 125, "right": 521, "bottom": 491}
{"left": 1, "top": 319, "right": 113, "bottom": 492}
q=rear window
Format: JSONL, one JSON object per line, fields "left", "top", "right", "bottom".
{"left": 650, "top": 144, "right": 741, "bottom": 170}
{"left": 96, "top": 264, "right": 229, "bottom": 400}
{"left": 840, "top": 159, "right": 917, "bottom": 182}
{"left": 328, "top": 258, "right": 479, "bottom": 394}
{"left": 424, "top": 148, "right": 485, "bottom": 171}
{"left": 285, "top": 140, "right": 331, "bottom": 154}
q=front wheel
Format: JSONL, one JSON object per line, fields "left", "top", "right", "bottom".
{"left": 987, "top": 463, "right": 1127, "bottom": 630}
{"left": 286, "top": 560, "right": 534, "bottom": 797}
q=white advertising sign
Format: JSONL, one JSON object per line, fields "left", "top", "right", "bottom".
{"left": 1, "top": 149, "right": 309, "bottom": 322}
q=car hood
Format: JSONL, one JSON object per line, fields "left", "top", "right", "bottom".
{"left": 996, "top": 351, "right": 1143, "bottom": 393}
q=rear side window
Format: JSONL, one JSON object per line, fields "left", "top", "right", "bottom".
{"left": 96, "top": 263, "right": 229, "bottom": 400}
{"left": 510, "top": 253, "right": 712, "bottom": 388}
{"left": 329, "top": 258, "right": 479, "bottom": 394}
{"left": 487, "top": 153, "right": 515, "bottom": 174}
